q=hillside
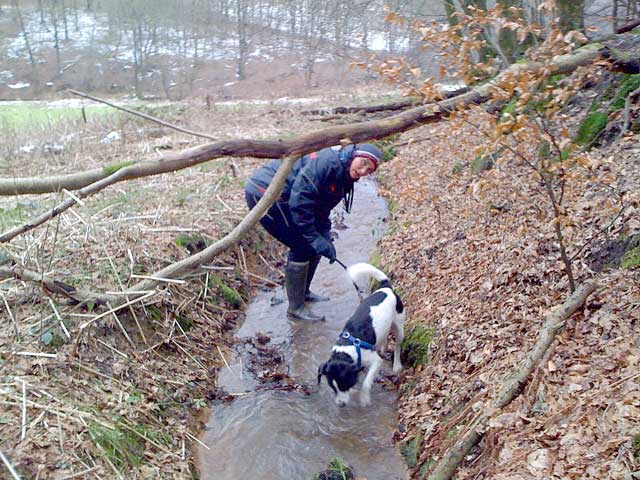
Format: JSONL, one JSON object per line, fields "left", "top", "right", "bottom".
{"left": 377, "top": 76, "right": 639, "bottom": 478}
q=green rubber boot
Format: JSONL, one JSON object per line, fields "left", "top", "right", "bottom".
{"left": 305, "top": 255, "right": 330, "bottom": 303}
{"left": 286, "top": 260, "right": 325, "bottom": 321}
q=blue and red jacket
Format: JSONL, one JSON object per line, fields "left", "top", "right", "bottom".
{"left": 245, "top": 145, "right": 356, "bottom": 248}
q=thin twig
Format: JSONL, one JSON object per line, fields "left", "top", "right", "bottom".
{"left": 78, "top": 291, "right": 155, "bottom": 331}
{"left": 58, "top": 466, "right": 100, "bottom": 480}
{"left": 67, "top": 89, "right": 217, "bottom": 141}
{"left": 104, "top": 303, "right": 135, "bottom": 349}
{"left": 56, "top": 412, "right": 65, "bottom": 455}
{"left": 0, "top": 449, "right": 22, "bottom": 480}
{"left": 185, "top": 431, "right": 210, "bottom": 450}
{"left": 95, "top": 339, "right": 128, "bottom": 359}
{"left": 103, "top": 247, "right": 148, "bottom": 345}
{"left": 619, "top": 86, "right": 640, "bottom": 138}
{"left": 172, "top": 339, "right": 209, "bottom": 373}
{"left": 216, "top": 345, "right": 235, "bottom": 375}
{"left": 48, "top": 297, "right": 71, "bottom": 339}
{"left": 1, "top": 292, "right": 19, "bottom": 339}
{"left": 247, "top": 271, "right": 279, "bottom": 286}
{"left": 19, "top": 379, "right": 27, "bottom": 442}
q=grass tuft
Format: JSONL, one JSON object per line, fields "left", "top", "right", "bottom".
{"left": 401, "top": 324, "right": 435, "bottom": 368}
{"left": 315, "top": 458, "right": 354, "bottom": 480}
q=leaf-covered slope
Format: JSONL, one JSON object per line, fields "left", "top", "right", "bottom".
{"left": 377, "top": 113, "right": 639, "bottom": 478}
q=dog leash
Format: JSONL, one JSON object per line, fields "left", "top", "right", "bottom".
{"left": 334, "top": 258, "right": 348, "bottom": 270}
{"left": 333, "top": 257, "right": 362, "bottom": 297}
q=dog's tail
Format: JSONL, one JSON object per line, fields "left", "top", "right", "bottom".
{"left": 346, "top": 262, "right": 391, "bottom": 291}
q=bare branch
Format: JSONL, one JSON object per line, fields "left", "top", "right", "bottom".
{"left": 0, "top": 42, "right": 603, "bottom": 198}
{"left": 427, "top": 280, "right": 599, "bottom": 480}
{"left": 67, "top": 89, "right": 218, "bottom": 141}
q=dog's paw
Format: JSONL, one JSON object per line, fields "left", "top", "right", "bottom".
{"left": 392, "top": 363, "right": 403, "bottom": 374}
{"left": 360, "top": 394, "right": 371, "bottom": 407}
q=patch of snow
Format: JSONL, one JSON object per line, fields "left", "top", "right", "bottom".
{"left": 19, "top": 144, "right": 37, "bottom": 154}
{"left": 43, "top": 143, "right": 64, "bottom": 154}
{"left": 8, "top": 82, "right": 30, "bottom": 89}
{"left": 100, "top": 131, "right": 121, "bottom": 144}
{"left": 273, "top": 97, "right": 319, "bottom": 106}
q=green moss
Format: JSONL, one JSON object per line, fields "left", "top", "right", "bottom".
{"left": 538, "top": 140, "right": 551, "bottom": 160}
{"left": 175, "top": 233, "right": 207, "bottom": 253}
{"left": 401, "top": 324, "right": 435, "bottom": 368}
{"left": 88, "top": 421, "right": 145, "bottom": 470}
{"left": 315, "top": 458, "right": 354, "bottom": 480}
{"left": 633, "top": 433, "right": 640, "bottom": 459}
{"left": 210, "top": 275, "right": 243, "bottom": 308}
{"left": 89, "top": 419, "right": 172, "bottom": 471}
{"left": 621, "top": 246, "right": 640, "bottom": 269}
{"left": 500, "top": 97, "right": 517, "bottom": 118}
{"left": 609, "top": 74, "right": 640, "bottom": 112}
{"left": 373, "top": 134, "right": 401, "bottom": 163}
{"left": 400, "top": 434, "right": 423, "bottom": 468}
{"left": 146, "top": 305, "right": 163, "bottom": 322}
{"left": 103, "top": 161, "right": 136, "bottom": 175}
{"left": 451, "top": 162, "right": 465, "bottom": 175}
{"left": 176, "top": 315, "right": 194, "bottom": 332}
{"left": 0, "top": 201, "right": 40, "bottom": 228}
{"left": 575, "top": 112, "right": 608, "bottom": 145}
{"left": 471, "top": 154, "right": 494, "bottom": 174}
{"left": 40, "top": 330, "right": 66, "bottom": 348}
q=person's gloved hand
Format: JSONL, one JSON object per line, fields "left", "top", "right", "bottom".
{"left": 312, "top": 237, "right": 336, "bottom": 263}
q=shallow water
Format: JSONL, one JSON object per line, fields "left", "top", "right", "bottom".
{"left": 197, "top": 179, "right": 408, "bottom": 480}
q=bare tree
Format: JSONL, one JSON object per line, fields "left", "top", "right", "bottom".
{"left": 12, "top": 0, "right": 36, "bottom": 71}
{"left": 232, "top": 0, "right": 255, "bottom": 80}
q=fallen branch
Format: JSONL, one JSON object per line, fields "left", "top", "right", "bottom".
{"left": 127, "top": 155, "right": 297, "bottom": 294}
{"left": 427, "top": 279, "right": 598, "bottom": 480}
{"left": 0, "top": 263, "right": 116, "bottom": 304}
{"left": 615, "top": 18, "right": 640, "bottom": 34}
{"left": 619, "top": 85, "right": 640, "bottom": 137}
{"left": 68, "top": 89, "right": 217, "bottom": 141}
{"left": 0, "top": 43, "right": 604, "bottom": 198}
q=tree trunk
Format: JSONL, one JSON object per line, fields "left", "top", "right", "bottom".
{"left": 235, "top": 0, "right": 249, "bottom": 80}
{"left": 13, "top": 0, "right": 36, "bottom": 70}
{"left": 558, "top": 0, "right": 584, "bottom": 33}
{"left": 50, "top": 2, "right": 62, "bottom": 76}
{"left": 61, "top": 0, "right": 69, "bottom": 41}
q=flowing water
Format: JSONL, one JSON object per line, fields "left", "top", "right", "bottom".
{"left": 197, "top": 179, "right": 408, "bottom": 480}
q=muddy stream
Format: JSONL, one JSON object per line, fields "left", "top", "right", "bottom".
{"left": 197, "top": 179, "right": 408, "bottom": 479}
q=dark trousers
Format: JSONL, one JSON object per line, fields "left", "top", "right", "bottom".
{"left": 245, "top": 190, "right": 323, "bottom": 262}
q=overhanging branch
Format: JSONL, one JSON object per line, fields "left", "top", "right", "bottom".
{"left": 0, "top": 43, "right": 603, "bottom": 198}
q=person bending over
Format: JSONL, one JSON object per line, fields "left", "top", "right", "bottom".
{"left": 245, "top": 143, "right": 382, "bottom": 321}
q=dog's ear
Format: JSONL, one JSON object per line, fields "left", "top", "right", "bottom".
{"left": 317, "top": 362, "right": 327, "bottom": 384}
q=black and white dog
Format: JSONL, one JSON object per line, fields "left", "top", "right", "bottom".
{"left": 317, "top": 263, "right": 405, "bottom": 407}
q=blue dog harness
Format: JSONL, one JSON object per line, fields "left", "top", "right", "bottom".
{"left": 339, "top": 331, "right": 375, "bottom": 369}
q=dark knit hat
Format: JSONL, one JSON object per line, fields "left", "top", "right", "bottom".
{"left": 354, "top": 143, "right": 382, "bottom": 169}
